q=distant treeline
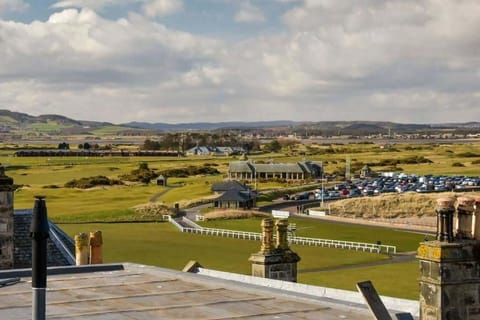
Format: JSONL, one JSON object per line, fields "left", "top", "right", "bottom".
{"left": 14, "top": 149, "right": 181, "bottom": 157}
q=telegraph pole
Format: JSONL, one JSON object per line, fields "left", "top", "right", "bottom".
{"left": 30, "top": 196, "right": 50, "bottom": 320}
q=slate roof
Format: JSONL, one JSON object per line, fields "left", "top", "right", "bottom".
{"left": 186, "top": 146, "right": 212, "bottom": 155}
{"left": 229, "top": 161, "right": 323, "bottom": 176}
{"left": 211, "top": 181, "right": 250, "bottom": 192}
{"left": 13, "top": 210, "right": 75, "bottom": 268}
{"left": 0, "top": 263, "right": 417, "bottom": 319}
{"left": 214, "top": 189, "right": 257, "bottom": 202}
{"left": 229, "top": 161, "right": 255, "bottom": 173}
{"left": 253, "top": 163, "right": 305, "bottom": 173}
{"left": 186, "top": 146, "right": 246, "bottom": 156}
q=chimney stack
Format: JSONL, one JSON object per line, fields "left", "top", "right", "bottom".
{"left": 75, "top": 233, "right": 89, "bottom": 266}
{"left": 89, "top": 231, "right": 103, "bottom": 264}
{"left": 418, "top": 197, "right": 480, "bottom": 320}
{"left": 0, "top": 166, "right": 15, "bottom": 270}
{"left": 249, "top": 218, "right": 300, "bottom": 282}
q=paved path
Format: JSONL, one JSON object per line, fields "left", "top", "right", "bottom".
{"left": 149, "top": 187, "right": 172, "bottom": 202}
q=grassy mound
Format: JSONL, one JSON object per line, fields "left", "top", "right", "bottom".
{"left": 204, "top": 209, "right": 269, "bottom": 220}
{"left": 132, "top": 202, "right": 179, "bottom": 219}
{"left": 325, "top": 192, "right": 480, "bottom": 218}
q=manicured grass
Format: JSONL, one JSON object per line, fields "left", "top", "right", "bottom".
{"left": 58, "top": 219, "right": 421, "bottom": 299}
{"left": 57, "top": 222, "right": 389, "bottom": 282}
{"left": 299, "top": 261, "right": 419, "bottom": 300}
{"left": 199, "top": 217, "right": 430, "bottom": 252}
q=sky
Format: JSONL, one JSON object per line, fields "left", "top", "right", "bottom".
{"left": 0, "top": 0, "right": 479, "bottom": 124}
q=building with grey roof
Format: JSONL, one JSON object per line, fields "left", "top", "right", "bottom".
{"left": 213, "top": 189, "right": 257, "bottom": 209}
{"left": 211, "top": 181, "right": 250, "bottom": 193}
{"left": 186, "top": 146, "right": 245, "bottom": 156}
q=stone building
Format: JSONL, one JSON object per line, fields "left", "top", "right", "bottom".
{"left": 211, "top": 181, "right": 257, "bottom": 209}
{"left": 228, "top": 160, "right": 322, "bottom": 181}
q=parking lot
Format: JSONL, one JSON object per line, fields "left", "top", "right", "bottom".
{"left": 293, "top": 173, "right": 480, "bottom": 201}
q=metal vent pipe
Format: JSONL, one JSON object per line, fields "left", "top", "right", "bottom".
{"left": 30, "top": 196, "right": 50, "bottom": 320}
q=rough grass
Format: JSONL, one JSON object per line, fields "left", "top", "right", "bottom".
{"left": 204, "top": 209, "right": 269, "bottom": 220}
{"left": 325, "top": 191, "right": 480, "bottom": 218}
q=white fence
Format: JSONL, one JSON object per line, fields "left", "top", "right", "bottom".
{"left": 170, "top": 217, "right": 396, "bottom": 254}
{"left": 183, "top": 227, "right": 262, "bottom": 241}
{"left": 290, "top": 236, "right": 396, "bottom": 254}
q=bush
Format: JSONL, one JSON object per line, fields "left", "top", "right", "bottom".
{"left": 65, "top": 176, "right": 123, "bottom": 189}
{"left": 159, "top": 165, "right": 220, "bottom": 178}
{"left": 120, "top": 162, "right": 158, "bottom": 183}
{"left": 43, "top": 185, "right": 60, "bottom": 189}
{"left": 452, "top": 162, "right": 465, "bottom": 167}
{"left": 458, "top": 152, "right": 480, "bottom": 158}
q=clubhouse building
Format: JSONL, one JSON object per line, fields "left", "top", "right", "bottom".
{"left": 228, "top": 160, "right": 323, "bottom": 181}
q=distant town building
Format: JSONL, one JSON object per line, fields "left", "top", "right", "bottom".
{"left": 185, "top": 146, "right": 245, "bottom": 156}
{"left": 228, "top": 161, "right": 323, "bottom": 181}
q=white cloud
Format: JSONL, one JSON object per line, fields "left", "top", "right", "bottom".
{"left": 51, "top": 0, "right": 132, "bottom": 11}
{"left": 234, "top": 1, "right": 265, "bottom": 23}
{"left": 142, "top": 0, "right": 183, "bottom": 17}
{"left": 2, "top": 1, "right": 480, "bottom": 123}
{"left": 0, "top": 0, "right": 28, "bottom": 13}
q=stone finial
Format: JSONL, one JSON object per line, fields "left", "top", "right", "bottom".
{"left": 436, "top": 197, "right": 455, "bottom": 242}
{"left": 260, "top": 218, "right": 274, "bottom": 254}
{"left": 457, "top": 197, "right": 475, "bottom": 211}
{"left": 436, "top": 197, "right": 456, "bottom": 209}
{"left": 275, "top": 219, "right": 289, "bottom": 251}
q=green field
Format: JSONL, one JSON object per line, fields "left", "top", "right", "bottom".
{"left": 58, "top": 222, "right": 423, "bottom": 298}
{"left": 3, "top": 141, "right": 480, "bottom": 300}
{"left": 3, "top": 142, "right": 480, "bottom": 224}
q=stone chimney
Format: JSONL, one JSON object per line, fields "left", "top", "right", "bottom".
{"left": 249, "top": 218, "right": 300, "bottom": 282}
{"left": 89, "top": 231, "right": 103, "bottom": 264}
{"left": 75, "top": 233, "right": 89, "bottom": 266}
{"left": 417, "top": 197, "right": 480, "bottom": 320}
{"left": 0, "top": 166, "right": 15, "bottom": 270}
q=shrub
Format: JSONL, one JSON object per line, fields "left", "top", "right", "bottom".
{"left": 452, "top": 162, "right": 465, "bottom": 167}
{"left": 65, "top": 176, "right": 123, "bottom": 189}
{"left": 458, "top": 152, "right": 480, "bottom": 158}
{"left": 43, "top": 185, "right": 60, "bottom": 189}
{"left": 119, "top": 162, "right": 158, "bottom": 183}
{"left": 159, "top": 165, "right": 220, "bottom": 178}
